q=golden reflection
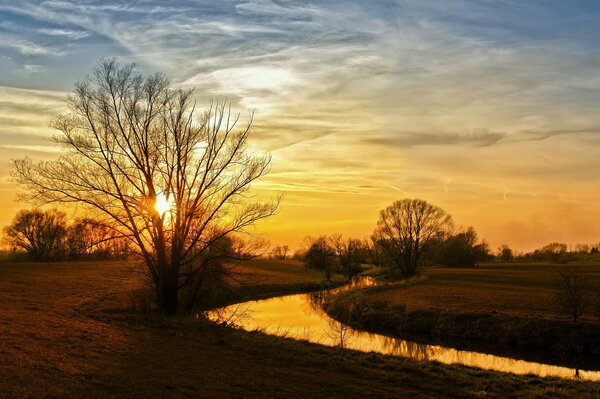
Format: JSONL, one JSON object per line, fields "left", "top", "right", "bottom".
{"left": 207, "top": 278, "right": 600, "bottom": 382}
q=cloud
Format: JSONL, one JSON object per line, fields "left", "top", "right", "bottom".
{"left": 364, "top": 129, "right": 506, "bottom": 147}
{"left": 1, "top": 1, "right": 600, "bottom": 250}
{"left": 23, "top": 64, "right": 44, "bottom": 72}
{"left": 36, "top": 28, "right": 89, "bottom": 40}
{"left": 0, "top": 37, "right": 55, "bottom": 56}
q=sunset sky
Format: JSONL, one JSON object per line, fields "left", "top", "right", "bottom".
{"left": 1, "top": 1, "right": 600, "bottom": 252}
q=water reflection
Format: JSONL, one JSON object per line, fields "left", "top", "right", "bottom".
{"left": 207, "top": 278, "right": 600, "bottom": 381}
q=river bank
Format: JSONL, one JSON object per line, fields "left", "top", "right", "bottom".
{"left": 322, "top": 262, "right": 600, "bottom": 369}
{"left": 1, "top": 259, "right": 599, "bottom": 397}
{"left": 323, "top": 287, "right": 600, "bottom": 370}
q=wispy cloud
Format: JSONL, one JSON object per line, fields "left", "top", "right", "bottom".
{"left": 365, "top": 130, "right": 507, "bottom": 147}
{"left": 1, "top": 1, "right": 600, "bottom": 250}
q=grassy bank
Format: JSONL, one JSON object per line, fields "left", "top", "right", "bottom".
{"left": 323, "top": 262, "right": 600, "bottom": 367}
{"left": 0, "top": 259, "right": 598, "bottom": 398}
{"left": 207, "top": 259, "right": 346, "bottom": 308}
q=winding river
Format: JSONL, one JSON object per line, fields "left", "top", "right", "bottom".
{"left": 208, "top": 278, "right": 600, "bottom": 381}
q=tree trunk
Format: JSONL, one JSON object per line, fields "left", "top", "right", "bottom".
{"left": 158, "top": 282, "right": 178, "bottom": 315}
{"left": 156, "top": 264, "right": 179, "bottom": 315}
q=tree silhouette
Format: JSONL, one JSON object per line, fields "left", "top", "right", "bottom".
{"left": 555, "top": 267, "right": 593, "bottom": 322}
{"left": 304, "top": 236, "right": 336, "bottom": 281}
{"left": 3, "top": 209, "right": 67, "bottom": 261}
{"left": 373, "top": 199, "right": 452, "bottom": 277}
{"left": 11, "top": 59, "right": 279, "bottom": 314}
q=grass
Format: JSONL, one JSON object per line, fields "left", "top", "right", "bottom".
{"left": 323, "top": 262, "right": 600, "bottom": 367}
{"left": 371, "top": 262, "right": 600, "bottom": 321}
{"left": 0, "top": 259, "right": 598, "bottom": 398}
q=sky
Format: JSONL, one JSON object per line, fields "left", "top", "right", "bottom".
{"left": 1, "top": 0, "right": 600, "bottom": 252}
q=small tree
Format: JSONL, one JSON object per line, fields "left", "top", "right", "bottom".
{"left": 65, "top": 218, "right": 129, "bottom": 258}
{"left": 498, "top": 245, "right": 513, "bottom": 262}
{"left": 3, "top": 209, "right": 67, "bottom": 261}
{"left": 555, "top": 267, "right": 593, "bottom": 322}
{"left": 372, "top": 198, "right": 452, "bottom": 278}
{"left": 272, "top": 245, "right": 289, "bottom": 260}
{"left": 304, "top": 236, "right": 336, "bottom": 281}
{"left": 434, "top": 226, "right": 482, "bottom": 267}
{"left": 330, "top": 234, "right": 363, "bottom": 279}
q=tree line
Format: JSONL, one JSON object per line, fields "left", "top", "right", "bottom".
{"left": 276, "top": 199, "right": 493, "bottom": 280}
{"left": 495, "top": 242, "right": 600, "bottom": 263}
{"left": 3, "top": 209, "right": 129, "bottom": 261}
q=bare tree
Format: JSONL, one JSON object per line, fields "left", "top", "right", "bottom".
{"left": 330, "top": 234, "right": 363, "bottom": 279}
{"left": 65, "top": 218, "right": 130, "bottom": 258}
{"left": 372, "top": 199, "right": 452, "bottom": 278}
{"left": 3, "top": 209, "right": 67, "bottom": 261}
{"left": 11, "top": 59, "right": 279, "bottom": 314}
{"left": 304, "top": 236, "right": 336, "bottom": 282}
{"left": 369, "top": 236, "right": 385, "bottom": 267}
{"left": 498, "top": 244, "right": 513, "bottom": 262}
{"left": 272, "top": 245, "right": 289, "bottom": 260}
{"left": 555, "top": 267, "right": 593, "bottom": 322}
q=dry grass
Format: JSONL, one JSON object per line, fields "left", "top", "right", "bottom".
{"left": 0, "top": 259, "right": 598, "bottom": 398}
{"left": 233, "top": 259, "right": 327, "bottom": 285}
{"left": 373, "top": 262, "right": 600, "bottom": 321}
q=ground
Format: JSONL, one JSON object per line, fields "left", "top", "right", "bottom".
{"left": 371, "top": 262, "right": 600, "bottom": 321}
{"left": 0, "top": 259, "right": 598, "bottom": 398}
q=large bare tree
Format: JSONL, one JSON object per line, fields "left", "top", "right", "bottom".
{"left": 11, "top": 58, "right": 279, "bottom": 314}
{"left": 372, "top": 198, "right": 452, "bottom": 277}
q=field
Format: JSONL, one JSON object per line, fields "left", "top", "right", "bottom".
{"left": 323, "top": 262, "right": 600, "bottom": 367}
{"left": 372, "top": 262, "right": 600, "bottom": 321}
{"left": 0, "top": 259, "right": 598, "bottom": 398}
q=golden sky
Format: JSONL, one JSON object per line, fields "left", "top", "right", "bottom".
{"left": 1, "top": 1, "right": 600, "bottom": 252}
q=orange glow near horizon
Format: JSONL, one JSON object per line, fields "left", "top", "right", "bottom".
{"left": 2, "top": 2, "right": 600, "bottom": 254}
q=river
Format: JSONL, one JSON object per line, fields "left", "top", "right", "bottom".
{"left": 208, "top": 278, "right": 600, "bottom": 381}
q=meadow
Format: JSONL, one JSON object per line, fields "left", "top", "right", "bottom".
{"left": 372, "top": 262, "right": 600, "bottom": 321}
{"left": 324, "top": 262, "right": 600, "bottom": 369}
{"left": 0, "top": 258, "right": 599, "bottom": 398}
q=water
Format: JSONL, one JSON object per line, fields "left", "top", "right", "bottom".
{"left": 208, "top": 278, "right": 600, "bottom": 381}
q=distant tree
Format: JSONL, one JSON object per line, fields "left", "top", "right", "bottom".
{"left": 534, "top": 242, "right": 568, "bottom": 262}
{"left": 330, "top": 234, "right": 363, "bottom": 279}
{"left": 434, "top": 227, "right": 491, "bottom": 267}
{"left": 473, "top": 240, "right": 494, "bottom": 262}
{"left": 65, "top": 218, "right": 129, "bottom": 258}
{"left": 372, "top": 199, "right": 453, "bottom": 278}
{"left": 574, "top": 244, "right": 590, "bottom": 254}
{"left": 304, "top": 236, "right": 336, "bottom": 281}
{"left": 498, "top": 245, "right": 513, "bottom": 262}
{"left": 369, "top": 236, "right": 385, "bottom": 267}
{"left": 3, "top": 209, "right": 67, "bottom": 261}
{"left": 272, "top": 245, "right": 289, "bottom": 260}
{"left": 555, "top": 267, "right": 593, "bottom": 322}
{"left": 10, "top": 59, "right": 278, "bottom": 314}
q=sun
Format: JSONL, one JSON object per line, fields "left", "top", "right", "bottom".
{"left": 155, "top": 193, "right": 173, "bottom": 215}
